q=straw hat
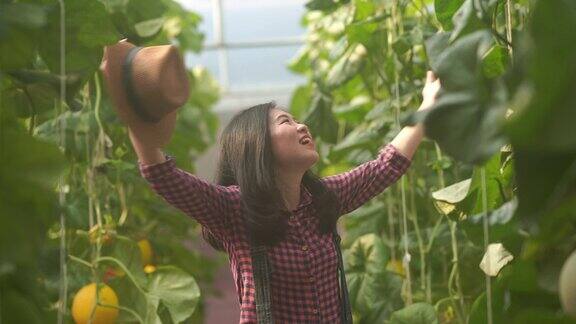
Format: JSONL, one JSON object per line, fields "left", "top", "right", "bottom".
{"left": 99, "top": 39, "right": 190, "bottom": 126}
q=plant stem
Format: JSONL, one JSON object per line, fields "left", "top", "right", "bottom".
{"left": 449, "top": 221, "right": 466, "bottom": 323}
{"left": 69, "top": 254, "right": 93, "bottom": 268}
{"left": 97, "top": 302, "right": 144, "bottom": 324}
{"left": 96, "top": 256, "right": 148, "bottom": 296}
{"left": 57, "top": 2, "right": 67, "bottom": 322}
{"left": 435, "top": 143, "right": 466, "bottom": 322}
{"left": 408, "top": 173, "right": 427, "bottom": 297}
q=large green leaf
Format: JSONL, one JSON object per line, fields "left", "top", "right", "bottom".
{"left": 0, "top": 27, "right": 37, "bottom": 70}
{"left": 326, "top": 44, "right": 367, "bottom": 90}
{"left": 304, "top": 93, "right": 338, "bottom": 144}
{"left": 0, "top": 113, "right": 65, "bottom": 323}
{"left": 146, "top": 266, "right": 201, "bottom": 323}
{"left": 467, "top": 152, "right": 511, "bottom": 215}
{"left": 431, "top": 178, "right": 471, "bottom": 218}
{"left": 0, "top": 3, "right": 46, "bottom": 69}
{"left": 0, "top": 290, "right": 45, "bottom": 324}
{"left": 39, "top": 0, "right": 120, "bottom": 74}
{"left": 345, "top": 234, "right": 403, "bottom": 317}
{"left": 108, "top": 236, "right": 148, "bottom": 287}
{"left": 345, "top": 233, "right": 389, "bottom": 274}
{"left": 411, "top": 30, "right": 508, "bottom": 164}
{"left": 450, "top": 0, "right": 485, "bottom": 41}
{"left": 134, "top": 17, "right": 165, "bottom": 38}
{"left": 425, "top": 32, "right": 451, "bottom": 72}
{"left": 289, "top": 84, "right": 314, "bottom": 120}
{"left": 462, "top": 198, "right": 520, "bottom": 247}
{"left": 468, "top": 285, "right": 506, "bottom": 324}
{"left": 0, "top": 124, "right": 66, "bottom": 263}
{"left": 162, "top": 1, "right": 204, "bottom": 53}
{"left": 511, "top": 309, "right": 576, "bottom": 324}
{"left": 0, "top": 3, "right": 47, "bottom": 28}
{"left": 331, "top": 119, "right": 386, "bottom": 161}
{"left": 389, "top": 302, "right": 439, "bottom": 324}
{"left": 434, "top": 0, "right": 465, "bottom": 30}
{"left": 506, "top": 0, "right": 576, "bottom": 151}
{"left": 432, "top": 178, "right": 471, "bottom": 204}
{"left": 513, "top": 149, "right": 576, "bottom": 221}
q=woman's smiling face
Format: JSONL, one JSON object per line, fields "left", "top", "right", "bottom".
{"left": 268, "top": 107, "right": 319, "bottom": 171}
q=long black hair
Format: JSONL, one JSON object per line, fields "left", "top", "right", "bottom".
{"left": 202, "top": 102, "right": 339, "bottom": 251}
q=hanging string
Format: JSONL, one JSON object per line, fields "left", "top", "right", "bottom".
{"left": 386, "top": 191, "right": 397, "bottom": 261}
{"left": 393, "top": 66, "right": 413, "bottom": 306}
{"left": 86, "top": 134, "right": 95, "bottom": 229}
{"left": 56, "top": 0, "right": 68, "bottom": 323}
{"left": 389, "top": 0, "right": 413, "bottom": 305}
{"left": 399, "top": 157, "right": 413, "bottom": 305}
{"left": 480, "top": 167, "right": 492, "bottom": 324}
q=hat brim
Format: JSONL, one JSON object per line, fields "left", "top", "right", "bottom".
{"left": 100, "top": 40, "right": 178, "bottom": 142}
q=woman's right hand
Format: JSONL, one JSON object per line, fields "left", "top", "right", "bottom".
{"left": 126, "top": 110, "right": 177, "bottom": 151}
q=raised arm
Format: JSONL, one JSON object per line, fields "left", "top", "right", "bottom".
{"left": 99, "top": 42, "right": 238, "bottom": 242}
{"left": 390, "top": 71, "right": 440, "bottom": 159}
{"left": 322, "top": 71, "right": 440, "bottom": 216}
{"left": 321, "top": 144, "right": 411, "bottom": 215}
{"left": 137, "top": 150, "right": 239, "bottom": 243}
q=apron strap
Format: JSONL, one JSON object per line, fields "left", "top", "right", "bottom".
{"left": 332, "top": 228, "right": 354, "bottom": 323}
{"left": 250, "top": 235, "right": 275, "bottom": 324}
{"left": 249, "top": 229, "right": 353, "bottom": 324}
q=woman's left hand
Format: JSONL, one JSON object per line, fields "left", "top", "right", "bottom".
{"left": 418, "top": 71, "right": 441, "bottom": 111}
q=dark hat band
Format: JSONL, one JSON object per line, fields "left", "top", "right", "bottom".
{"left": 122, "top": 46, "right": 162, "bottom": 123}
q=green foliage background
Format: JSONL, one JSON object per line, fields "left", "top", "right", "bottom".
{"left": 1, "top": 0, "right": 576, "bottom": 323}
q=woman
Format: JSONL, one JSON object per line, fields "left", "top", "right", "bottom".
{"left": 132, "top": 72, "right": 440, "bottom": 323}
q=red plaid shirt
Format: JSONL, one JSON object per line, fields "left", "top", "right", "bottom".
{"left": 138, "top": 143, "right": 411, "bottom": 323}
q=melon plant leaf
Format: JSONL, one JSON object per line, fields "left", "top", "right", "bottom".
{"left": 513, "top": 149, "right": 576, "bottom": 221}
{"left": 468, "top": 284, "right": 506, "bottom": 324}
{"left": 450, "top": 0, "right": 484, "bottom": 42}
{"left": 289, "top": 84, "right": 314, "bottom": 120}
{"left": 411, "top": 30, "right": 508, "bottom": 165}
{"left": 0, "top": 3, "right": 47, "bottom": 28}
{"left": 326, "top": 44, "right": 367, "bottom": 90}
{"left": 39, "top": 0, "right": 120, "bottom": 74}
{"left": 505, "top": 0, "right": 576, "bottom": 151}
{"left": 462, "top": 198, "right": 520, "bottom": 247}
{"left": 146, "top": 266, "right": 201, "bottom": 324}
{"left": 389, "top": 302, "right": 439, "bottom": 324}
{"left": 425, "top": 32, "right": 451, "bottom": 72}
{"left": 304, "top": 93, "right": 338, "bottom": 144}
{"left": 135, "top": 17, "right": 165, "bottom": 38}
{"left": 345, "top": 234, "right": 403, "bottom": 316}
{"left": 434, "top": 0, "right": 465, "bottom": 30}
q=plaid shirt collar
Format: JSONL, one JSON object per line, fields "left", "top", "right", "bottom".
{"left": 292, "top": 184, "right": 313, "bottom": 212}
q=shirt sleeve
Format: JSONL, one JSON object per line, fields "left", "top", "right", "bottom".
{"left": 137, "top": 153, "right": 239, "bottom": 242}
{"left": 321, "top": 143, "right": 412, "bottom": 216}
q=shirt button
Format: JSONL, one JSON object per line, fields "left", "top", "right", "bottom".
{"left": 308, "top": 276, "right": 314, "bottom": 282}
{"left": 312, "top": 308, "right": 318, "bottom": 314}
{"left": 302, "top": 245, "right": 308, "bottom": 251}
